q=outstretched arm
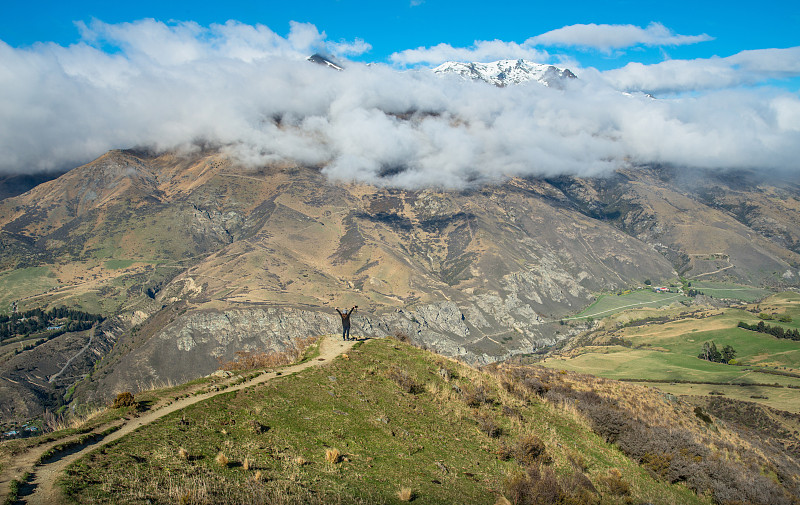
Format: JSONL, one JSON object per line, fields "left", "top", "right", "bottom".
{"left": 350, "top": 306, "right": 357, "bottom": 315}
{"left": 335, "top": 309, "right": 343, "bottom": 317}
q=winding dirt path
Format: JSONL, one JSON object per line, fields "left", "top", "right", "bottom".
{"left": 2, "top": 336, "right": 356, "bottom": 505}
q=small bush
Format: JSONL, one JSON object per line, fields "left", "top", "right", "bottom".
{"left": 476, "top": 412, "right": 502, "bottom": 438}
{"left": 599, "top": 468, "right": 630, "bottom": 496}
{"left": 694, "top": 406, "right": 713, "bottom": 424}
{"left": 462, "top": 384, "right": 494, "bottom": 407}
{"left": 112, "top": 392, "right": 136, "bottom": 409}
{"left": 500, "top": 434, "right": 551, "bottom": 466}
{"left": 250, "top": 420, "right": 269, "bottom": 434}
{"left": 501, "top": 405, "right": 523, "bottom": 420}
{"left": 177, "top": 447, "right": 189, "bottom": 460}
{"left": 505, "top": 465, "right": 564, "bottom": 505}
{"left": 386, "top": 366, "right": 423, "bottom": 394}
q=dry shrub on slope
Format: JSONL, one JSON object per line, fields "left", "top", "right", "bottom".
{"left": 492, "top": 364, "right": 800, "bottom": 505}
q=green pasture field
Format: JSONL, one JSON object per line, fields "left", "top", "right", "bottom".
{"left": 545, "top": 292, "right": 800, "bottom": 412}
{"left": 567, "top": 289, "right": 690, "bottom": 320}
{"left": 0, "top": 267, "right": 59, "bottom": 313}
{"left": 689, "top": 281, "right": 772, "bottom": 302}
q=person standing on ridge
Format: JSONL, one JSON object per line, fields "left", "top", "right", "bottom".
{"left": 336, "top": 306, "right": 357, "bottom": 341}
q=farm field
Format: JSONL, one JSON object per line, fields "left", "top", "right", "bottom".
{"left": 543, "top": 292, "right": 800, "bottom": 412}
{"left": 0, "top": 267, "right": 59, "bottom": 311}
{"left": 689, "top": 281, "right": 772, "bottom": 302}
{"left": 568, "top": 289, "right": 691, "bottom": 321}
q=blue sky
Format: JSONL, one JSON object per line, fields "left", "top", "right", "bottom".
{"left": 3, "top": 0, "right": 799, "bottom": 71}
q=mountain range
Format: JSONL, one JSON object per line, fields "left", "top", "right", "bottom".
{"left": 433, "top": 59, "right": 577, "bottom": 87}
{"left": 0, "top": 58, "right": 798, "bottom": 424}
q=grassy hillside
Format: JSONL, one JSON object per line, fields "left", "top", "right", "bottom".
{"left": 52, "top": 337, "right": 799, "bottom": 504}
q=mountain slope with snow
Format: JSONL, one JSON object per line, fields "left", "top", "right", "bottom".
{"left": 433, "top": 59, "right": 577, "bottom": 88}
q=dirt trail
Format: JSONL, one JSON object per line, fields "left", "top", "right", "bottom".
{"left": 2, "top": 336, "right": 356, "bottom": 505}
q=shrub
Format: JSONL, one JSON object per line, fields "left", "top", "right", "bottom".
{"left": 386, "top": 366, "right": 423, "bottom": 394}
{"left": 499, "top": 434, "right": 551, "bottom": 466}
{"left": 462, "top": 384, "right": 494, "bottom": 407}
{"left": 504, "top": 465, "right": 565, "bottom": 505}
{"left": 177, "top": 447, "right": 189, "bottom": 460}
{"left": 392, "top": 331, "right": 411, "bottom": 342}
{"left": 111, "top": 392, "right": 136, "bottom": 409}
{"left": 249, "top": 420, "right": 269, "bottom": 434}
{"left": 581, "top": 404, "right": 630, "bottom": 443}
{"left": 599, "top": 468, "right": 630, "bottom": 496}
{"left": 694, "top": 406, "right": 713, "bottom": 424}
{"left": 476, "top": 412, "right": 502, "bottom": 438}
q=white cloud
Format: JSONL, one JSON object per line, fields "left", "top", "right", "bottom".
{"left": 0, "top": 20, "right": 798, "bottom": 186}
{"left": 528, "top": 22, "right": 713, "bottom": 51}
{"left": 328, "top": 38, "right": 372, "bottom": 56}
{"left": 602, "top": 46, "right": 800, "bottom": 94}
{"left": 390, "top": 40, "right": 549, "bottom": 66}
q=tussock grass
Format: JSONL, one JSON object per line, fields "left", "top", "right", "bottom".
{"left": 396, "top": 486, "right": 414, "bottom": 501}
{"left": 324, "top": 447, "right": 341, "bottom": 464}
{"left": 214, "top": 452, "right": 229, "bottom": 467}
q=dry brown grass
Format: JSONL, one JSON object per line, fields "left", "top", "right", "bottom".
{"left": 242, "top": 458, "right": 250, "bottom": 470}
{"left": 253, "top": 470, "right": 263, "bottom": 482}
{"left": 397, "top": 487, "right": 414, "bottom": 502}
{"left": 177, "top": 447, "right": 189, "bottom": 460}
{"left": 324, "top": 448, "right": 341, "bottom": 464}
{"left": 215, "top": 452, "right": 229, "bottom": 467}
{"left": 218, "top": 335, "right": 318, "bottom": 371}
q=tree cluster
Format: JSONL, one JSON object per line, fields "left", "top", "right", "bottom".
{"left": 698, "top": 341, "right": 736, "bottom": 363}
{"left": 738, "top": 321, "right": 800, "bottom": 341}
{"left": 0, "top": 307, "right": 104, "bottom": 342}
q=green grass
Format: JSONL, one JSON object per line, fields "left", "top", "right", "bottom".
{"left": 689, "top": 281, "right": 771, "bottom": 302}
{"left": 545, "top": 294, "right": 800, "bottom": 412}
{"left": 59, "top": 339, "right": 706, "bottom": 505}
{"left": 0, "top": 266, "right": 58, "bottom": 311}
{"left": 103, "top": 259, "right": 136, "bottom": 270}
{"left": 568, "top": 289, "right": 690, "bottom": 320}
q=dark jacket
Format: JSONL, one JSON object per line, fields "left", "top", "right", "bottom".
{"left": 336, "top": 306, "right": 357, "bottom": 327}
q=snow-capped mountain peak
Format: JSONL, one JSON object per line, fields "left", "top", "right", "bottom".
{"left": 307, "top": 53, "right": 344, "bottom": 71}
{"left": 432, "top": 59, "right": 577, "bottom": 88}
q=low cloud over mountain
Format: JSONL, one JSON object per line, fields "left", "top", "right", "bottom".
{"left": 1, "top": 19, "right": 799, "bottom": 187}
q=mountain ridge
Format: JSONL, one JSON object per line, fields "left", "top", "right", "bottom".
{"left": 0, "top": 147, "right": 798, "bottom": 423}
{"left": 433, "top": 58, "right": 578, "bottom": 87}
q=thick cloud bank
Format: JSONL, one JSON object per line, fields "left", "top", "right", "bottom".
{"left": 0, "top": 19, "right": 799, "bottom": 187}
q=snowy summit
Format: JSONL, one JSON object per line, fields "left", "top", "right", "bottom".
{"left": 432, "top": 59, "right": 577, "bottom": 88}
